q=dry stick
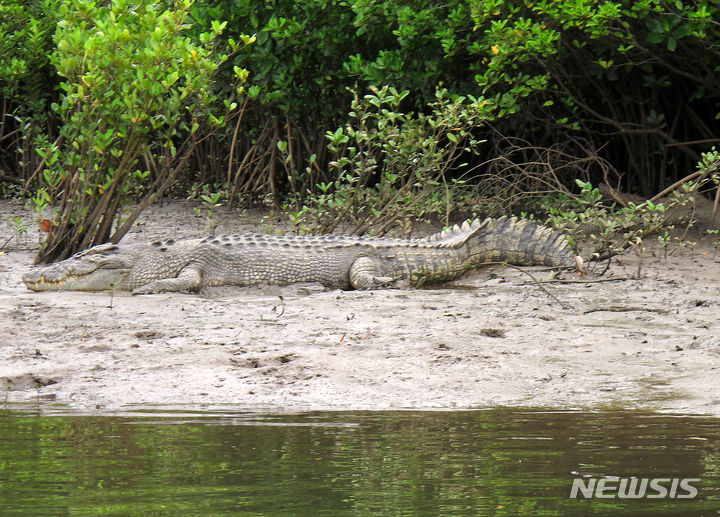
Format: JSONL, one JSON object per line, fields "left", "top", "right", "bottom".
{"left": 647, "top": 169, "right": 705, "bottom": 203}
{"left": 296, "top": 124, "right": 325, "bottom": 176}
{"left": 229, "top": 144, "right": 257, "bottom": 204}
{"left": 711, "top": 182, "right": 720, "bottom": 230}
{"left": 485, "top": 262, "right": 574, "bottom": 310}
{"left": 598, "top": 255, "right": 613, "bottom": 275}
{"left": 249, "top": 147, "right": 275, "bottom": 193}
{"left": 284, "top": 114, "right": 300, "bottom": 210}
{"left": 324, "top": 190, "right": 362, "bottom": 234}
{"left": 92, "top": 142, "right": 146, "bottom": 246}
{"left": 665, "top": 138, "right": 720, "bottom": 147}
{"left": 583, "top": 306, "right": 670, "bottom": 315}
{"left": 117, "top": 154, "right": 192, "bottom": 241}
{"left": 144, "top": 149, "right": 158, "bottom": 174}
{"left": 36, "top": 174, "right": 72, "bottom": 263}
{"left": 0, "top": 128, "right": 20, "bottom": 144}
{"left": 518, "top": 277, "right": 631, "bottom": 285}
{"left": 236, "top": 148, "right": 264, "bottom": 194}
{"left": 37, "top": 157, "right": 90, "bottom": 262}
{"left": 95, "top": 188, "right": 125, "bottom": 244}
{"left": 241, "top": 123, "right": 273, "bottom": 193}
{"left": 267, "top": 117, "right": 279, "bottom": 201}
{"left": 231, "top": 121, "right": 272, "bottom": 198}
{"left": 284, "top": 114, "right": 296, "bottom": 176}
{"left": 110, "top": 136, "right": 198, "bottom": 242}
{"left": 0, "top": 174, "right": 23, "bottom": 186}
{"left": 57, "top": 131, "right": 140, "bottom": 256}
{"left": 226, "top": 98, "right": 249, "bottom": 185}
{"left": 77, "top": 136, "right": 142, "bottom": 250}
{"left": 585, "top": 169, "right": 711, "bottom": 265}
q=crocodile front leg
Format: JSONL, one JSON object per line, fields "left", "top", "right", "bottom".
{"left": 349, "top": 257, "right": 397, "bottom": 290}
{"left": 131, "top": 266, "right": 203, "bottom": 294}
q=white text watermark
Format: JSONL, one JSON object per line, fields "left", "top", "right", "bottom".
{"left": 570, "top": 477, "right": 700, "bottom": 499}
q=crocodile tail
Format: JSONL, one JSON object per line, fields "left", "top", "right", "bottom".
{"left": 462, "top": 216, "right": 579, "bottom": 268}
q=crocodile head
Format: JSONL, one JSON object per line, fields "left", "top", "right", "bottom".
{"left": 23, "top": 243, "right": 133, "bottom": 291}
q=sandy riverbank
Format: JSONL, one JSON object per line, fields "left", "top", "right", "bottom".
{"left": 1, "top": 199, "right": 718, "bottom": 414}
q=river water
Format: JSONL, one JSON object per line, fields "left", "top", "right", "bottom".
{"left": 0, "top": 406, "right": 718, "bottom": 516}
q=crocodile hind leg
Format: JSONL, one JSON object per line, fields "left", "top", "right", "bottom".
{"left": 349, "top": 257, "right": 396, "bottom": 290}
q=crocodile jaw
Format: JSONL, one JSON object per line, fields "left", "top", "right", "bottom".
{"left": 22, "top": 243, "right": 133, "bottom": 291}
{"left": 23, "top": 267, "right": 130, "bottom": 291}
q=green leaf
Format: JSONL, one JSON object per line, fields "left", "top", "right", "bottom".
{"left": 646, "top": 31, "right": 664, "bottom": 44}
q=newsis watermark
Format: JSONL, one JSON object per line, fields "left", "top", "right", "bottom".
{"left": 570, "top": 476, "right": 700, "bottom": 499}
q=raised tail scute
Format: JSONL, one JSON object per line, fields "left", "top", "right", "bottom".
{"left": 463, "top": 216, "right": 579, "bottom": 269}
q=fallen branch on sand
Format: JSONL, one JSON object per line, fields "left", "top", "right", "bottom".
{"left": 518, "top": 277, "right": 631, "bottom": 285}
{"left": 582, "top": 305, "right": 671, "bottom": 315}
{"left": 502, "top": 264, "right": 574, "bottom": 310}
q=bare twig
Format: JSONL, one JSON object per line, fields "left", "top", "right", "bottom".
{"left": 518, "top": 277, "right": 631, "bottom": 285}
{"left": 583, "top": 306, "right": 670, "bottom": 315}
{"left": 647, "top": 169, "right": 705, "bottom": 203}
{"left": 497, "top": 263, "right": 575, "bottom": 310}
{"left": 226, "top": 97, "right": 249, "bottom": 185}
{"left": 665, "top": 138, "right": 720, "bottom": 147}
{"left": 712, "top": 182, "right": 720, "bottom": 230}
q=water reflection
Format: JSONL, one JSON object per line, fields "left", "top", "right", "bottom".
{"left": 0, "top": 406, "right": 718, "bottom": 516}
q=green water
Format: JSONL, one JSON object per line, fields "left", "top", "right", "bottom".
{"left": 0, "top": 406, "right": 718, "bottom": 516}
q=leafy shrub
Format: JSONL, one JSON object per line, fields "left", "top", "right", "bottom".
{"left": 34, "top": 0, "right": 249, "bottom": 262}
{"left": 185, "top": 0, "right": 720, "bottom": 207}
{"left": 0, "top": 0, "right": 56, "bottom": 181}
{"left": 469, "top": 0, "right": 720, "bottom": 194}
{"left": 290, "top": 86, "right": 491, "bottom": 235}
{"left": 547, "top": 150, "right": 720, "bottom": 264}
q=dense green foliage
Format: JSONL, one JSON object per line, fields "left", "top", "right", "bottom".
{"left": 479, "top": 0, "right": 720, "bottom": 196}
{"left": 547, "top": 149, "right": 720, "bottom": 261}
{"left": 292, "top": 86, "right": 490, "bottom": 235}
{"left": 33, "top": 0, "right": 248, "bottom": 262}
{"left": 1, "top": 0, "right": 719, "bottom": 256}
{"left": 0, "top": 0, "right": 56, "bottom": 187}
{"left": 195, "top": 0, "right": 720, "bottom": 199}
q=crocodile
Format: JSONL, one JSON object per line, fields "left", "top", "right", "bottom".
{"left": 22, "top": 216, "right": 580, "bottom": 294}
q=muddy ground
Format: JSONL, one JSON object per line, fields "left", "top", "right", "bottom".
{"left": 0, "top": 199, "right": 718, "bottom": 414}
